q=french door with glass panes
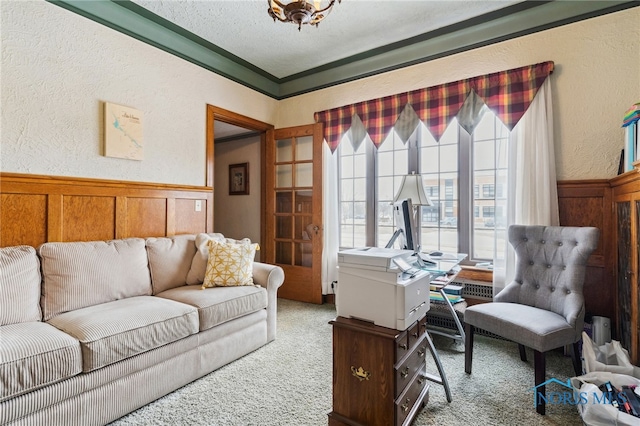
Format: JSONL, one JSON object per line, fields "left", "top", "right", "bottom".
{"left": 265, "top": 124, "right": 323, "bottom": 304}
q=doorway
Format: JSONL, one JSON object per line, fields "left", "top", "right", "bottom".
{"left": 208, "top": 105, "right": 324, "bottom": 304}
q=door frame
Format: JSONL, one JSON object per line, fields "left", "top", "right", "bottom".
{"left": 206, "top": 105, "right": 274, "bottom": 256}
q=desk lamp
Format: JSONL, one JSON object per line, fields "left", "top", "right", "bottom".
{"left": 387, "top": 172, "right": 433, "bottom": 253}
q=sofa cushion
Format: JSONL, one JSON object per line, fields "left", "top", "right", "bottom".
{"left": 47, "top": 296, "right": 199, "bottom": 372}
{"left": 38, "top": 238, "right": 152, "bottom": 321}
{"left": 0, "top": 322, "right": 82, "bottom": 401}
{"left": 156, "top": 285, "right": 267, "bottom": 331}
{"left": 0, "top": 245, "right": 42, "bottom": 325}
{"left": 186, "top": 233, "right": 225, "bottom": 285}
{"left": 202, "top": 239, "right": 259, "bottom": 288}
{"left": 146, "top": 235, "right": 197, "bottom": 294}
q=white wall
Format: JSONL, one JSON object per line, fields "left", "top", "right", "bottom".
{"left": 277, "top": 8, "right": 640, "bottom": 180}
{"left": 0, "top": 0, "right": 277, "bottom": 186}
{"left": 213, "top": 136, "right": 262, "bottom": 260}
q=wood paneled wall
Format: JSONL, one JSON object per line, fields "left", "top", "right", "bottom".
{"left": 557, "top": 180, "right": 615, "bottom": 325}
{"left": 0, "top": 173, "right": 213, "bottom": 247}
{"left": 0, "top": 173, "right": 619, "bottom": 327}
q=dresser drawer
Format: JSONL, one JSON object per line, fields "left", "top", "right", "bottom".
{"left": 395, "top": 329, "right": 410, "bottom": 359}
{"left": 395, "top": 367, "right": 429, "bottom": 426}
{"left": 395, "top": 335, "right": 428, "bottom": 397}
{"left": 407, "top": 321, "right": 421, "bottom": 348}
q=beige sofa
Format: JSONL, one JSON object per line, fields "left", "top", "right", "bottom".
{"left": 0, "top": 234, "right": 284, "bottom": 425}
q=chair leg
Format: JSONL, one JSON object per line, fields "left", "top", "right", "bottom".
{"left": 570, "top": 342, "right": 582, "bottom": 376}
{"left": 464, "top": 323, "right": 474, "bottom": 374}
{"left": 534, "top": 350, "right": 546, "bottom": 415}
{"left": 518, "top": 344, "right": 527, "bottom": 362}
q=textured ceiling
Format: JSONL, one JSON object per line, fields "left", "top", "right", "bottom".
{"left": 53, "top": 0, "right": 637, "bottom": 98}
{"left": 131, "top": 0, "right": 524, "bottom": 79}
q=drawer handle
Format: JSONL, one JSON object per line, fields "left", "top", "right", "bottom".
{"left": 412, "top": 331, "right": 419, "bottom": 338}
{"left": 418, "top": 347, "right": 426, "bottom": 357}
{"left": 351, "top": 366, "right": 371, "bottom": 382}
{"left": 418, "top": 375, "right": 426, "bottom": 385}
{"left": 400, "top": 367, "right": 410, "bottom": 379}
{"left": 399, "top": 343, "right": 408, "bottom": 350}
{"left": 401, "top": 398, "right": 411, "bottom": 413}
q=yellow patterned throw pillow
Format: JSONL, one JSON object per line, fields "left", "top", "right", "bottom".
{"left": 202, "top": 239, "right": 259, "bottom": 288}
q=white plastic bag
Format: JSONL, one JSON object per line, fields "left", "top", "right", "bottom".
{"left": 570, "top": 371, "right": 640, "bottom": 426}
{"left": 582, "top": 332, "right": 640, "bottom": 378}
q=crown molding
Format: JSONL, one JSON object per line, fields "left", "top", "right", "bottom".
{"left": 49, "top": 0, "right": 639, "bottom": 100}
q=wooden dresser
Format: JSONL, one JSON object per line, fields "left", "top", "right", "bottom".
{"left": 328, "top": 315, "right": 430, "bottom": 426}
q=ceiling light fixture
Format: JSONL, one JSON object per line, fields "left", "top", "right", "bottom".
{"left": 268, "top": 0, "right": 341, "bottom": 31}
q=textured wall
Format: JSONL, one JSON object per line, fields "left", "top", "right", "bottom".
{"left": 0, "top": 0, "right": 277, "bottom": 186}
{"left": 2, "top": 2, "right": 638, "bottom": 183}
{"left": 277, "top": 8, "right": 640, "bottom": 180}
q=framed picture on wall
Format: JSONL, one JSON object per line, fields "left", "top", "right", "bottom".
{"left": 229, "top": 163, "right": 249, "bottom": 195}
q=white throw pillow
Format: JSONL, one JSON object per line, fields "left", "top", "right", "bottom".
{"left": 186, "top": 233, "right": 226, "bottom": 284}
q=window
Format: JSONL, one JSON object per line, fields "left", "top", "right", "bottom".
{"left": 337, "top": 108, "right": 509, "bottom": 262}
{"left": 482, "top": 184, "right": 495, "bottom": 198}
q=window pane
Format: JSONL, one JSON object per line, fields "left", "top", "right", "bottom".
{"left": 394, "top": 149, "right": 408, "bottom": 173}
{"left": 276, "top": 139, "right": 292, "bottom": 162}
{"left": 475, "top": 140, "right": 495, "bottom": 170}
{"left": 295, "top": 163, "right": 312, "bottom": 187}
{"left": 473, "top": 109, "right": 495, "bottom": 141}
{"left": 295, "top": 136, "right": 313, "bottom": 161}
{"left": 378, "top": 152, "right": 394, "bottom": 175}
{"left": 276, "top": 165, "right": 292, "bottom": 188}
{"left": 353, "top": 153, "right": 367, "bottom": 178}
{"left": 470, "top": 109, "right": 509, "bottom": 260}
{"left": 421, "top": 147, "right": 439, "bottom": 173}
{"left": 353, "top": 178, "right": 366, "bottom": 200}
{"left": 341, "top": 179, "right": 353, "bottom": 200}
{"left": 439, "top": 144, "right": 458, "bottom": 173}
{"left": 352, "top": 225, "right": 367, "bottom": 247}
{"left": 378, "top": 176, "right": 394, "bottom": 201}
{"left": 341, "top": 156, "right": 354, "bottom": 179}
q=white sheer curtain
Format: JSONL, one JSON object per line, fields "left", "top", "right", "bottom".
{"left": 322, "top": 142, "right": 340, "bottom": 294}
{"left": 492, "top": 78, "right": 559, "bottom": 296}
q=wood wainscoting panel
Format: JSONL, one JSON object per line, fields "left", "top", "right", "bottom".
{"left": 557, "top": 180, "right": 614, "bottom": 325}
{"left": 0, "top": 173, "right": 213, "bottom": 247}
{"left": 125, "top": 197, "right": 168, "bottom": 238}
{"left": 174, "top": 198, "right": 207, "bottom": 235}
{"left": 62, "top": 195, "right": 116, "bottom": 242}
{"left": 0, "top": 193, "right": 47, "bottom": 247}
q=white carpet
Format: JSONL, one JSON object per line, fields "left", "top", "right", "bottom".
{"left": 109, "top": 299, "right": 582, "bottom": 425}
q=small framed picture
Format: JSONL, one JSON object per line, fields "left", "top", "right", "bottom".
{"left": 229, "top": 163, "right": 249, "bottom": 195}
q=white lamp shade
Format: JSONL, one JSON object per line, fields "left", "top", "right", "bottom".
{"left": 393, "top": 173, "right": 433, "bottom": 206}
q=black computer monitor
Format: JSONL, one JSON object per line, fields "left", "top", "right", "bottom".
{"left": 385, "top": 199, "right": 418, "bottom": 252}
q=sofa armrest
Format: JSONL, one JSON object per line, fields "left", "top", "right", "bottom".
{"left": 252, "top": 262, "right": 284, "bottom": 342}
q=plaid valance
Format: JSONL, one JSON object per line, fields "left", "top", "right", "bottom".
{"left": 314, "top": 61, "right": 554, "bottom": 152}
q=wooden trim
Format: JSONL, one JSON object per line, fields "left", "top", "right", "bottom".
{"left": 206, "top": 105, "right": 215, "bottom": 188}
{"left": 207, "top": 105, "right": 274, "bottom": 133}
{"left": 1, "top": 172, "right": 213, "bottom": 247}
{"left": 207, "top": 104, "right": 274, "bottom": 258}
{"left": 557, "top": 179, "right": 614, "bottom": 324}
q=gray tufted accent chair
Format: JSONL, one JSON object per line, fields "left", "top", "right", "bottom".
{"left": 464, "top": 225, "right": 600, "bottom": 415}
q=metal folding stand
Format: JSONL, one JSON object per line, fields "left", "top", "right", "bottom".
{"left": 425, "top": 286, "right": 466, "bottom": 345}
{"left": 423, "top": 330, "right": 453, "bottom": 403}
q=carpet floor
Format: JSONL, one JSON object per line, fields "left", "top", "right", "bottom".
{"left": 109, "top": 299, "right": 583, "bottom": 425}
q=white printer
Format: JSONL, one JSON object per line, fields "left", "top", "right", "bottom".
{"left": 336, "top": 247, "right": 433, "bottom": 331}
